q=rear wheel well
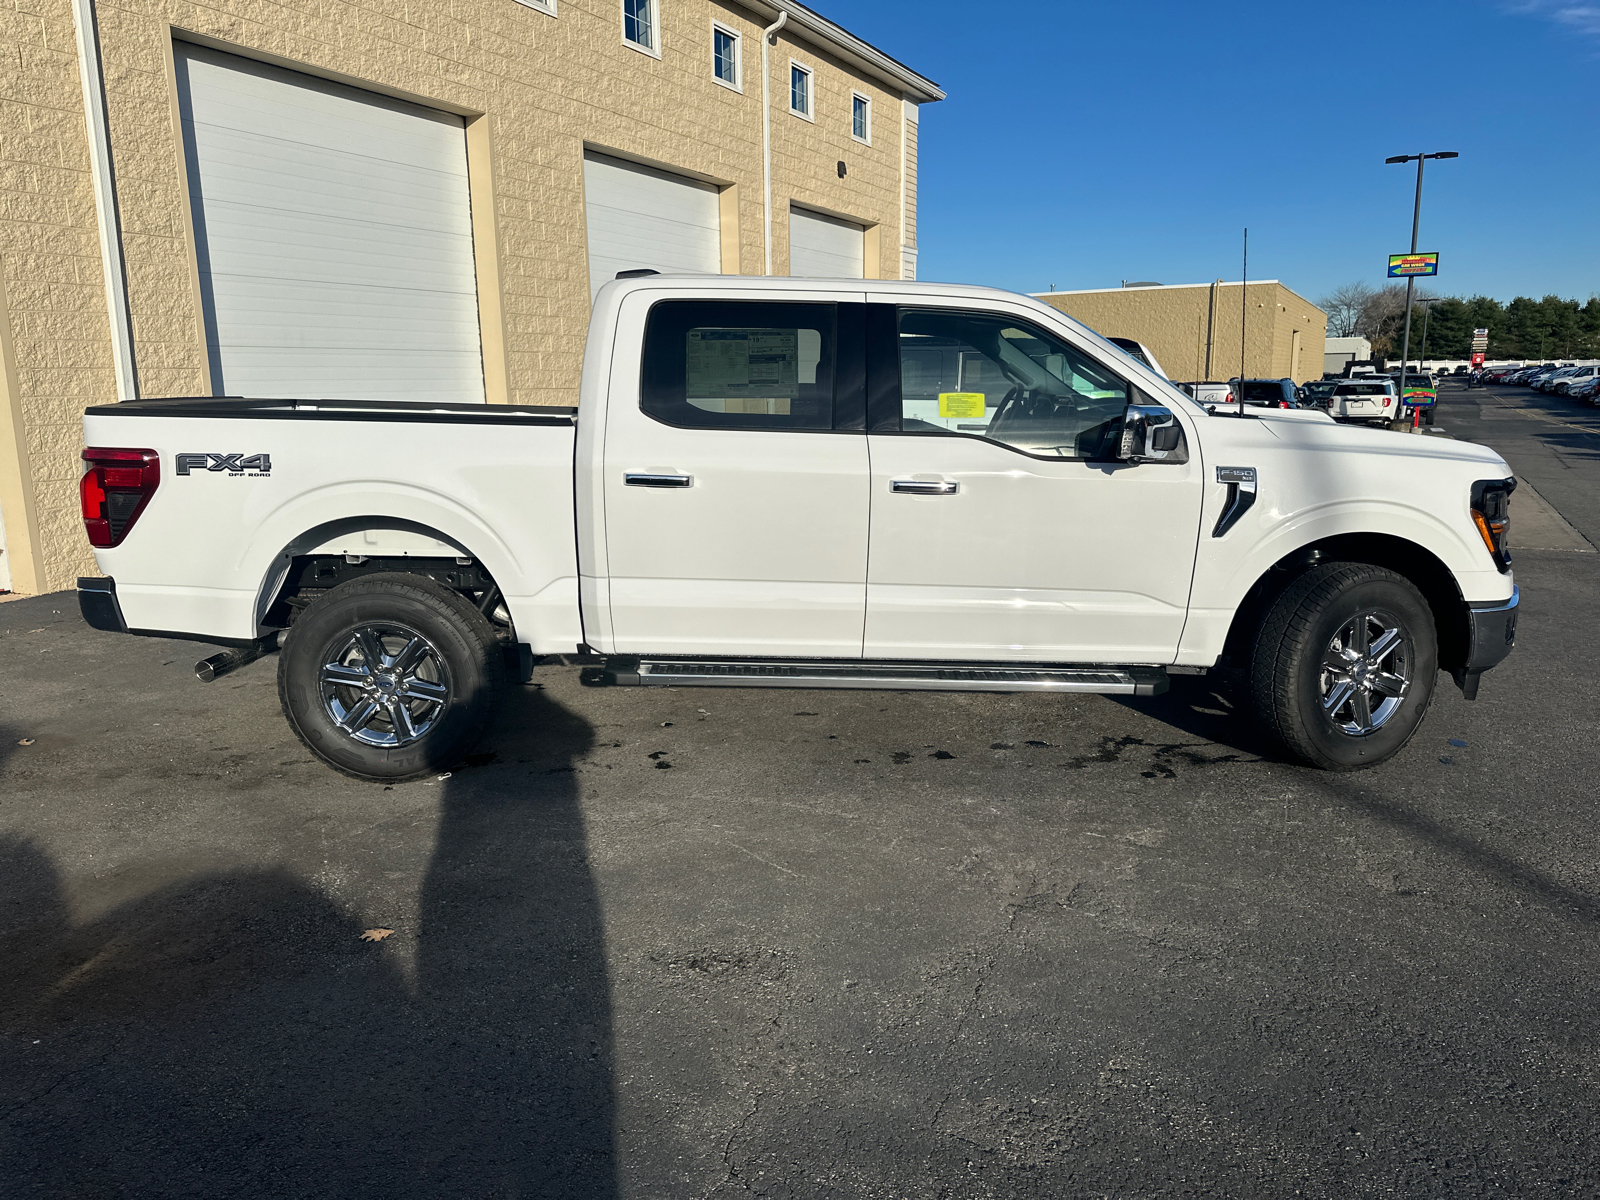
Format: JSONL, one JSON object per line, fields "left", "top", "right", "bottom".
{"left": 264, "top": 554, "right": 512, "bottom": 642}
{"left": 1220, "top": 535, "right": 1467, "bottom": 673}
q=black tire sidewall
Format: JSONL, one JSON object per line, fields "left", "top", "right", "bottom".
{"left": 1283, "top": 574, "right": 1437, "bottom": 770}
{"left": 278, "top": 578, "right": 501, "bottom": 782}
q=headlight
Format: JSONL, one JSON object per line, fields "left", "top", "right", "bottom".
{"left": 1470, "top": 478, "right": 1516, "bottom": 573}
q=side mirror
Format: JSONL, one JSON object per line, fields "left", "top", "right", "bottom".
{"left": 1118, "top": 404, "right": 1188, "bottom": 464}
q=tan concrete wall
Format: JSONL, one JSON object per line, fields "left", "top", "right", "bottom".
{"left": 1036, "top": 282, "right": 1327, "bottom": 386}
{"left": 0, "top": 0, "right": 926, "bottom": 591}
{"left": 0, "top": 0, "right": 118, "bottom": 593}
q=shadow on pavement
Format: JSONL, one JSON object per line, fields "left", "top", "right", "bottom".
{"left": 1107, "top": 672, "right": 1285, "bottom": 764}
{"left": 0, "top": 688, "right": 616, "bottom": 1198}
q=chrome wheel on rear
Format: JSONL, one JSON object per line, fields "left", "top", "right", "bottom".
{"left": 1320, "top": 609, "right": 1411, "bottom": 736}
{"left": 319, "top": 623, "right": 450, "bottom": 747}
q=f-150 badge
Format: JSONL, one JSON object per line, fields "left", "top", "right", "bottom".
{"left": 176, "top": 453, "right": 272, "bottom": 476}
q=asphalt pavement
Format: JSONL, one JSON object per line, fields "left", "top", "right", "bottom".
{"left": 2, "top": 382, "right": 1598, "bottom": 1198}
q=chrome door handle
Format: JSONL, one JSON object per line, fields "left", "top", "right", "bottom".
{"left": 891, "top": 479, "right": 959, "bottom": 495}
{"left": 624, "top": 473, "right": 693, "bottom": 488}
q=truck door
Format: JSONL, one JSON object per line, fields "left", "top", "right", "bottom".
{"left": 863, "top": 301, "right": 1204, "bottom": 663}
{"left": 599, "top": 292, "right": 869, "bottom": 657}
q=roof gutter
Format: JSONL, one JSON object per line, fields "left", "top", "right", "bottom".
{"left": 746, "top": 1, "right": 945, "bottom": 104}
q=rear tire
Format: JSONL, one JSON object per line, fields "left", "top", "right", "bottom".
{"left": 1249, "top": 563, "right": 1437, "bottom": 771}
{"left": 278, "top": 572, "right": 506, "bottom": 782}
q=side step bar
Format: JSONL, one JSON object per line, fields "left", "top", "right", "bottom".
{"left": 596, "top": 658, "right": 1169, "bottom": 696}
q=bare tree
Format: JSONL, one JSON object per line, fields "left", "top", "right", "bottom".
{"left": 1354, "top": 285, "right": 1440, "bottom": 358}
{"left": 1318, "top": 282, "right": 1376, "bottom": 338}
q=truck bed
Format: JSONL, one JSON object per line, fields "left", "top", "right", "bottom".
{"left": 82, "top": 396, "right": 582, "bottom": 652}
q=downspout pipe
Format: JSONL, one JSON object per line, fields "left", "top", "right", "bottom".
{"left": 761, "top": 9, "right": 789, "bottom": 276}
{"left": 71, "top": 0, "right": 137, "bottom": 402}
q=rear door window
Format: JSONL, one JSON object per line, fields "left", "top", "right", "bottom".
{"left": 641, "top": 300, "right": 839, "bottom": 430}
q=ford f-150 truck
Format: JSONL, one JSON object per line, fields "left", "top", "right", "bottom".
{"left": 76, "top": 276, "right": 1519, "bottom": 780}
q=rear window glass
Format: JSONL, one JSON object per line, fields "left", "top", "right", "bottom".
{"left": 1337, "top": 383, "right": 1386, "bottom": 396}
{"left": 1240, "top": 382, "right": 1285, "bottom": 403}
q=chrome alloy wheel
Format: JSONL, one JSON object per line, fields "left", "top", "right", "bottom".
{"left": 1320, "top": 609, "right": 1411, "bottom": 736}
{"left": 318, "top": 624, "right": 450, "bottom": 748}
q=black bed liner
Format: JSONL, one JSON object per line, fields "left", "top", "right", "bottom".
{"left": 86, "top": 396, "right": 578, "bottom": 426}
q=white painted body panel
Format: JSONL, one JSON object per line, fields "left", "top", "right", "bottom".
{"left": 81, "top": 409, "right": 581, "bottom": 652}
{"left": 594, "top": 284, "right": 869, "bottom": 656}
{"left": 87, "top": 276, "right": 1515, "bottom": 675}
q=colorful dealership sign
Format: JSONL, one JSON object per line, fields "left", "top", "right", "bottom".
{"left": 1388, "top": 253, "right": 1440, "bottom": 278}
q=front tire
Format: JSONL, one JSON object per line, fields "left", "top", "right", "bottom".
{"left": 1249, "top": 563, "right": 1438, "bottom": 770}
{"left": 278, "top": 573, "right": 506, "bottom": 782}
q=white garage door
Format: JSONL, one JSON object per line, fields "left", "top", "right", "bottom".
{"left": 789, "top": 207, "right": 865, "bottom": 278}
{"left": 175, "top": 44, "right": 485, "bottom": 403}
{"left": 583, "top": 152, "right": 721, "bottom": 299}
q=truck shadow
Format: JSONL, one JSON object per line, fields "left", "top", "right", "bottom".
{"left": 1106, "top": 672, "right": 1286, "bottom": 764}
{"left": 0, "top": 688, "right": 616, "bottom": 1199}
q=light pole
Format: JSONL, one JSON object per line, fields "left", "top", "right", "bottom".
{"left": 1415, "top": 295, "right": 1443, "bottom": 371}
{"left": 1384, "top": 151, "right": 1458, "bottom": 416}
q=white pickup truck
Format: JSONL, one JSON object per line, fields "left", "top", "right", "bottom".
{"left": 77, "top": 277, "right": 1519, "bottom": 780}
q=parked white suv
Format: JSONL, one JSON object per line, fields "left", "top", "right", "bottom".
{"left": 1330, "top": 378, "right": 1399, "bottom": 424}
{"left": 1553, "top": 365, "right": 1598, "bottom": 395}
{"left": 77, "top": 276, "right": 1519, "bottom": 780}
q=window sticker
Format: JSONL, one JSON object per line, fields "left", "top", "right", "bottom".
{"left": 686, "top": 329, "right": 800, "bottom": 397}
{"left": 938, "top": 392, "right": 986, "bottom": 419}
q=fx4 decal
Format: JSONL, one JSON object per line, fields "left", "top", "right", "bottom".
{"left": 176, "top": 453, "right": 272, "bottom": 476}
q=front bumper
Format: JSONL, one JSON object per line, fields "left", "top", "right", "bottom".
{"left": 1454, "top": 586, "right": 1519, "bottom": 700}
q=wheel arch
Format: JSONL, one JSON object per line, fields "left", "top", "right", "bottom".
{"left": 1220, "top": 533, "right": 1468, "bottom": 674}
{"left": 252, "top": 516, "right": 505, "bottom": 631}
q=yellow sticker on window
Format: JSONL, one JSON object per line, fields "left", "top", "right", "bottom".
{"left": 938, "top": 392, "right": 985, "bottom": 418}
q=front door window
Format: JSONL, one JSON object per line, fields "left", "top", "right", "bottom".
{"left": 895, "top": 308, "right": 1130, "bottom": 460}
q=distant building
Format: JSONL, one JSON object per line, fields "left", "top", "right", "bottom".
{"left": 1033, "top": 281, "right": 1327, "bottom": 385}
{"left": 1325, "top": 337, "right": 1373, "bottom": 375}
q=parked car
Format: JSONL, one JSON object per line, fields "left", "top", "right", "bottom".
{"left": 1300, "top": 379, "right": 1340, "bottom": 408}
{"left": 1329, "top": 378, "right": 1399, "bottom": 423}
{"left": 1552, "top": 366, "right": 1599, "bottom": 394}
{"left": 75, "top": 274, "right": 1519, "bottom": 778}
{"left": 1230, "top": 378, "right": 1304, "bottom": 409}
{"left": 1105, "top": 337, "right": 1169, "bottom": 380}
{"left": 1571, "top": 376, "right": 1600, "bottom": 404}
{"left": 1173, "top": 381, "right": 1235, "bottom": 409}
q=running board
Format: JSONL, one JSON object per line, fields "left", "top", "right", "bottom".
{"left": 597, "top": 658, "right": 1169, "bottom": 696}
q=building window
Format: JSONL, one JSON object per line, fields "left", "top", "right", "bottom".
{"left": 851, "top": 92, "right": 870, "bottom": 143}
{"left": 712, "top": 23, "right": 740, "bottom": 90}
{"left": 789, "top": 61, "right": 812, "bottom": 120}
{"left": 513, "top": 0, "right": 556, "bottom": 15}
{"left": 623, "top": 0, "right": 656, "bottom": 54}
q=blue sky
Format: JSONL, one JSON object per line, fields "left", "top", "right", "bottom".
{"left": 832, "top": 0, "right": 1599, "bottom": 306}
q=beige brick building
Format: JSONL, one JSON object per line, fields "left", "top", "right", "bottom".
{"left": 1035, "top": 281, "right": 1327, "bottom": 389}
{"left": 0, "top": 0, "right": 941, "bottom": 594}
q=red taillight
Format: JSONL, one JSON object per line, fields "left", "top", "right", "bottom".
{"left": 81, "top": 447, "right": 159, "bottom": 548}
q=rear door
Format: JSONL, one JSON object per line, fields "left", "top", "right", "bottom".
{"left": 599, "top": 290, "right": 869, "bottom": 656}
